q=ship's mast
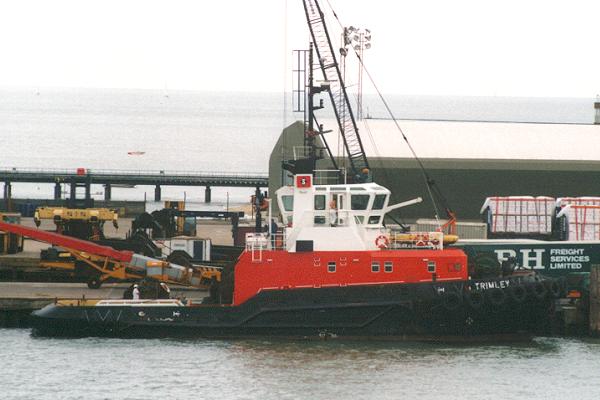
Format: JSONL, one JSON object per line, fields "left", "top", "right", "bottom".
{"left": 301, "top": 0, "right": 370, "bottom": 183}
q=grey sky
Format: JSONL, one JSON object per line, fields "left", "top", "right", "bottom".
{"left": 1, "top": 0, "right": 598, "bottom": 97}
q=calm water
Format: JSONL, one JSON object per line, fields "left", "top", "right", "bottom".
{"left": 2, "top": 89, "right": 600, "bottom": 399}
{"left": 2, "top": 328, "right": 600, "bottom": 400}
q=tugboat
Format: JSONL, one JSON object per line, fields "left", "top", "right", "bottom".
{"left": 27, "top": 173, "right": 563, "bottom": 339}
{"left": 27, "top": 0, "right": 564, "bottom": 339}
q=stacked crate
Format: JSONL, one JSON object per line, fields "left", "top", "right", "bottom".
{"left": 556, "top": 197, "right": 600, "bottom": 240}
{"left": 481, "top": 196, "right": 555, "bottom": 238}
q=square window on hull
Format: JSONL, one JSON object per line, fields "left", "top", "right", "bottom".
{"left": 371, "top": 262, "right": 380, "bottom": 273}
{"left": 328, "top": 262, "right": 336, "bottom": 273}
{"left": 427, "top": 261, "right": 436, "bottom": 273}
{"left": 384, "top": 261, "right": 393, "bottom": 273}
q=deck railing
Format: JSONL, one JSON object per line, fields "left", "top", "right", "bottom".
{"left": 245, "top": 232, "right": 287, "bottom": 261}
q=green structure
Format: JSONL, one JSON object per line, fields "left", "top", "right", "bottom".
{"left": 269, "top": 119, "right": 600, "bottom": 222}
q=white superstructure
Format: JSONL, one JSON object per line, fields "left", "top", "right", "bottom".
{"left": 273, "top": 174, "right": 427, "bottom": 252}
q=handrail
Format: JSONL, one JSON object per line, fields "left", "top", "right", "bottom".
{"left": 245, "top": 232, "right": 287, "bottom": 251}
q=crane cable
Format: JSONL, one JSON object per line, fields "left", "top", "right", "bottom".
{"left": 363, "top": 117, "right": 409, "bottom": 229}
{"left": 323, "top": 0, "right": 444, "bottom": 225}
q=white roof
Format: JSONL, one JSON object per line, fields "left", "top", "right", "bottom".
{"left": 323, "top": 119, "right": 600, "bottom": 161}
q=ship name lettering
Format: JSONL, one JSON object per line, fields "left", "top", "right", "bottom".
{"left": 474, "top": 280, "right": 510, "bottom": 290}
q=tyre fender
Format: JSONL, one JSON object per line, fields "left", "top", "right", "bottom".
{"left": 486, "top": 287, "right": 506, "bottom": 307}
{"left": 531, "top": 281, "right": 547, "bottom": 300}
{"left": 508, "top": 284, "right": 527, "bottom": 303}
{"left": 544, "top": 280, "right": 561, "bottom": 298}
{"left": 464, "top": 290, "right": 484, "bottom": 309}
{"left": 442, "top": 292, "right": 462, "bottom": 311}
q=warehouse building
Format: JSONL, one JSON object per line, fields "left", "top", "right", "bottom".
{"left": 269, "top": 118, "right": 600, "bottom": 223}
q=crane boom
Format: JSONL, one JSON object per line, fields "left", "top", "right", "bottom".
{"left": 0, "top": 221, "right": 213, "bottom": 288}
{"left": 0, "top": 220, "right": 133, "bottom": 262}
{"left": 302, "top": 0, "right": 370, "bottom": 181}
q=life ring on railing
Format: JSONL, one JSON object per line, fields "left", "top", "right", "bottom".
{"left": 375, "top": 235, "right": 390, "bottom": 249}
{"left": 415, "top": 233, "right": 428, "bottom": 247}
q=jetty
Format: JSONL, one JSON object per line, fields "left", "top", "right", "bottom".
{"left": 1, "top": 167, "right": 268, "bottom": 202}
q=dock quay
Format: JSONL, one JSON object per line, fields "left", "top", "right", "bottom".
{"left": 0, "top": 282, "right": 208, "bottom": 328}
{"left": 1, "top": 167, "right": 268, "bottom": 202}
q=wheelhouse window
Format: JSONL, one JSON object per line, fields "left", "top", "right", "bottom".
{"left": 328, "top": 262, "right": 336, "bottom": 273}
{"left": 282, "top": 195, "right": 294, "bottom": 211}
{"left": 384, "top": 261, "right": 393, "bottom": 273}
{"left": 372, "top": 194, "right": 387, "bottom": 210}
{"left": 314, "top": 195, "right": 326, "bottom": 210}
{"left": 371, "top": 261, "right": 380, "bottom": 273}
{"left": 354, "top": 215, "right": 364, "bottom": 224}
{"left": 368, "top": 215, "right": 381, "bottom": 225}
{"left": 351, "top": 194, "right": 370, "bottom": 210}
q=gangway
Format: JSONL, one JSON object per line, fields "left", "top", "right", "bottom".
{"left": 0, "top": 221, "right": 213, "bottom": 289}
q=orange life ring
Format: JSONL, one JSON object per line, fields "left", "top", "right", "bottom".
{"left": 375, "top": 235, "right": 390, "bottom": 249}
{"left": 415, "top": 233, "right": 429, "bottom": 247}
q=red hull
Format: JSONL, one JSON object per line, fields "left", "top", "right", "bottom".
{"left": 233, "top": 249, "right": 467, "bottom": 305}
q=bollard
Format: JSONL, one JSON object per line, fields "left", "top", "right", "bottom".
{"left": 590, "top": 264, "right": 600, "bottom": 336}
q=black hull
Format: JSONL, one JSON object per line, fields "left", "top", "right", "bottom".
{"left": 31, "top": 277, "right": 561, "bottom": 340}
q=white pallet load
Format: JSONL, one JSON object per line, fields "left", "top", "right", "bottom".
{"left": 556, "top": 197, "right": 600, "bottom": 208}
{"left": 556, "top": 205, "right": 600, "bottom": 241}
{"left": 481, "top": 196, "right": 555, "bottom": 235}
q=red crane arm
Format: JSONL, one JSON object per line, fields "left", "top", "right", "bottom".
{"left": 0, "top": 221, "right": 133, "bottom": 263}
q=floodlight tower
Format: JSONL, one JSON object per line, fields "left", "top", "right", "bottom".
{"left": 344, "top": 26, "right": 371, "bottom": 120}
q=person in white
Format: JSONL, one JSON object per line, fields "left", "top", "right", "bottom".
{"left": 132, "top": 284, "right": 140, "bottom": 300}
{"left": 329, "top": 199, "right": 338, "bottom": 226}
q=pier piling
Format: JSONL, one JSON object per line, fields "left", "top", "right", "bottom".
{"left": 590, "top": 264, "right": 600, "bottom": 336}
{"left": 54, "top": 182, "right": 61, "bottom": 200}
{"left": 3, "top": 181, "right": 11, "bottom": 201}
